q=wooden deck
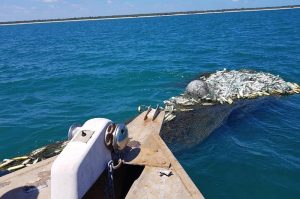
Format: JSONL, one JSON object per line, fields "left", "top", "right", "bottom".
{"left": 0, "top": 110, "right": 204, "bottom": 199}
{"left": 124, "top": 110, "right": 203, "bottom": 198}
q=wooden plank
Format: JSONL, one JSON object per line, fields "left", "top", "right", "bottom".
{"left": 0, "top": 157, "right": 54, "bottom": 199}
{"left": 123, "top": 110, "right": 171, "bottom": 168}
{"left": 126, "top": 166, "right": 193, "bottom": 199}
{"left": 153, "top": 136, "right": 204, "bottom": 199}
{"left": 124, "top": 110, "right": 204, "bottom": 199}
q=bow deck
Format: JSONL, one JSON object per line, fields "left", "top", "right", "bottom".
{"left": 0, "top": 110, "right": 204, "bottom": 199}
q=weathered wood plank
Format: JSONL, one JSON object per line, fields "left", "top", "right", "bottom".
{"left": 124, "top": 110, "right": 203, "bottom": 199}
{"left": 0, "top": 157, "right": 54, "bottom": 199}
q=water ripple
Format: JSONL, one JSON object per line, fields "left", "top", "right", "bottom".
{"left": 0, "top": 8, "right": 300, "bottom": 199}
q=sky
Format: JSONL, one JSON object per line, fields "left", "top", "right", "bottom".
{"left": 0, "top": 0, "right": 300, "bottom": 22}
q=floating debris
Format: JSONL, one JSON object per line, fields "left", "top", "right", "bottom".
{"left": 164, "top": 69, "right": 300, "bottom": 110}
{"left": 21, "top": 158, "right": 31, "bottom": 165}
{"left": 203, "top": 69, "right": 298, "bottom": 101}
{"left": 161, "top": 69, "right": 300, "bottom": 151}
{"left": 7, "top": 164, "right": 26, "bottom": 172}
{"left": 32, "top": 158, "right": 40, "bottom": 165}
{"left": 0, "top": 159, "right": 14, "bottom": 169}
{"left": 0, "top": 141, "right": 68, "bottom": 174}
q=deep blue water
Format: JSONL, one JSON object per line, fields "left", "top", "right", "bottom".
{"left": 1, "top": 9, "right": 300, "bottom": 198}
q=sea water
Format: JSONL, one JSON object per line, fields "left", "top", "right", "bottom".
{"left": 0, "top": 8, "right": 299, "bottom": 198}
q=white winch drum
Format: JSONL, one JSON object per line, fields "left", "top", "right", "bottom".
{"left": 51, "top": 118, "right": 112, "bottom": 199}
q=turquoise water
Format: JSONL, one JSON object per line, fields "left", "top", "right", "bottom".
{"left": 1, "top": 9, "right": 300, "bottom": 198}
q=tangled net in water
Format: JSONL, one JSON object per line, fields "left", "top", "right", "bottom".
{"left": 204, "top": 69, "right": 299, "bottom": 103}
{"left": 165, "top": 69, "right": 300, "bottom": 107}
{"left": 0, "top": 141, "right": 68, "bottom": 175}
{"left": 161, "top": 69, "right": 300, "bottom": 150}
{"left": 163, "top": 69, "right": 300, "bottom": 122}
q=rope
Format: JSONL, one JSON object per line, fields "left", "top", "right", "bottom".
{"left": 106, "top": 160, "right": 115, "bottom": 199}
{"left": 105, "top": 158, "right": 123, "bottom": 199}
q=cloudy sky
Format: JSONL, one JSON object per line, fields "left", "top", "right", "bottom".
{"left": 0, "top": 0, "right": 299, "bottom": 22}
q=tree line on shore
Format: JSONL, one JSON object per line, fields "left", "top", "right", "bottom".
{"left": 1, "top": 5, "right": 299, "bottom": 25}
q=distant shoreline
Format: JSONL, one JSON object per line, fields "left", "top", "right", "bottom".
{"left": 1, "top": 5, "right": 299, "bottom": 26}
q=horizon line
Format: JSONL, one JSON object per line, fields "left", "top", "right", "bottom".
{"left": 1, "top": 5, "right": 300, "bottom": 26}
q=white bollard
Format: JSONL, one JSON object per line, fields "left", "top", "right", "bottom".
{"left": 51, "top": 118, "right": 112, "bottom": 199}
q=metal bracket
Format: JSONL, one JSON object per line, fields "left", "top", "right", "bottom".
{"left": 144, "top": 105, "right": 161, "bottom": 121}
{"left": 152, "top": 105, "right": 160, "bottom": 121}
{"left": 144, "top": 105, "right": 152, "bottom": 120}
{"left": 73, "top": 130, "right": 94, "bottom": 143}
